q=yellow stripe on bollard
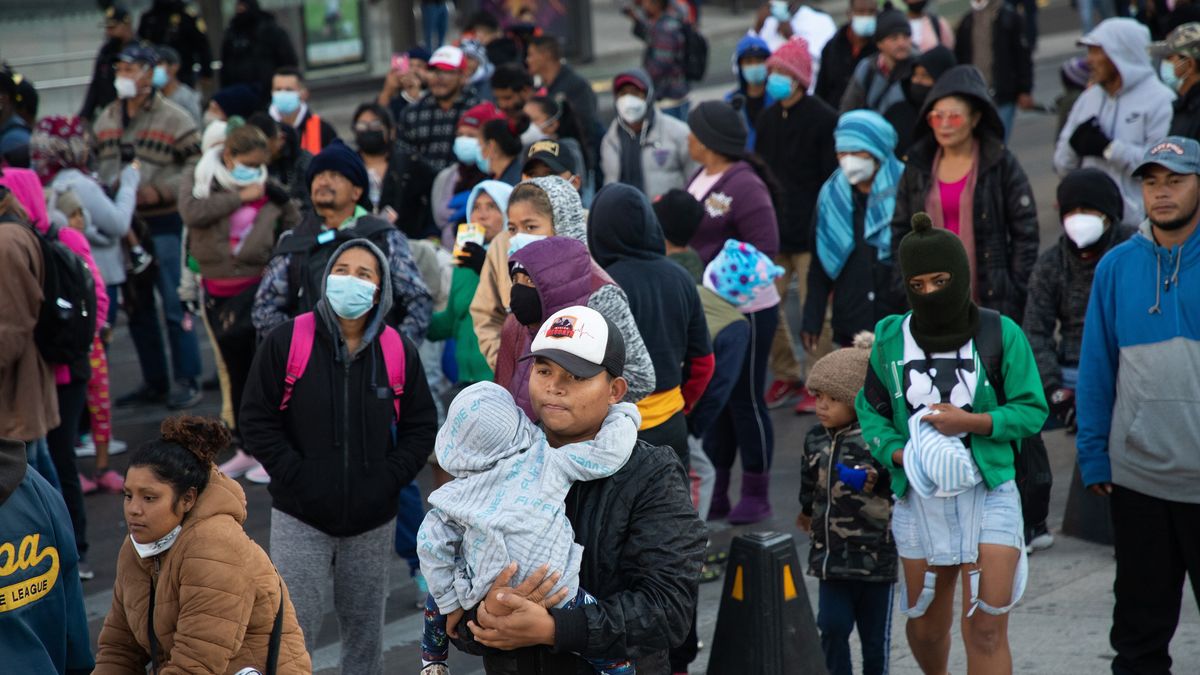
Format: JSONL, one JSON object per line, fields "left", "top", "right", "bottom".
{"left": 730, "top": 565, "right": 744, "bottom": 601}
{"left": 782, "top": 564, "right": 797, "bottom": 601}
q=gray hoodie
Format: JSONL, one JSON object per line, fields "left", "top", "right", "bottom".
{"left": 417, "top": 382, "right": 641, "bottom": 614}
{"left": 600, "top": 68, "right": 698, "bottom": 200}
{"left": 315, "top": 238, "right": 394, "bottom": 359}
{"left": 1054, "top": 18, "right": 1176, "bottom": 226}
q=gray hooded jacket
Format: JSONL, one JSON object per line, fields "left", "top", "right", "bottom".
{"left": 600, "top": 68, "right": 698, "bottom": 200}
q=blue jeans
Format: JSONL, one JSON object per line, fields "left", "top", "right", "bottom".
{"left": 25, "top": 438, "right": 59, "bottom": 489}
{"left": 127, "top": 228, "right": 202, "bottom": 389}
{"left": 422, "top": 1, "right": 449, "bottom": 50}
{"left": 997, "top": 102, "right": 1016, "bottom": 141}
{"left": 394, "top": 481, "right": 425, "bottom": 576}
{"left": 817, "top": 579, "right": 894, "bottom": 675}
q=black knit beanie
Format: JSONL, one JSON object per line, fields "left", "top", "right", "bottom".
{"left": 1056, "top": 168, "right": 1123, "bottom": 225}
{"left": 898, "top": 213, "right": 978, "bottom": 352}
{"left": 653, "top": 189, "right": 704, "bottom": 247}
{"left": 875, "top": 9, "right": 912, "bottom": 41}
{"left": 687, "top": 101, "right": 748, "bottom": 159}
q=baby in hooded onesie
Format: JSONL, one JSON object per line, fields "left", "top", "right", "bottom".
{"left": 417, "top": 381, "right": 639, "bottom": 674}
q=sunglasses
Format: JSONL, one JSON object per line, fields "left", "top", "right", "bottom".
{"left": 927, "top": 110, "right": 968, "bottom": 129}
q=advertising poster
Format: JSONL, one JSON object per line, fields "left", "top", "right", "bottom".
{"left": 303, "top": 0, "right": 365, "bottom": 68}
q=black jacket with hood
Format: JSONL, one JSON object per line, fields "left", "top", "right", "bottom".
{"left": 891, "top": 65, "right": 1040, "bottom": 321}
{"left": 239, "top": 239, "right": 437, "bottom": 537}
{"left": 587, "top": 184, "right": 711, "bottom": 394}
{"left": 453, "top": 440, "right": 706, "bottom": 675}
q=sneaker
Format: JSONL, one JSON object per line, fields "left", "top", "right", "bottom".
{"left": 75, "top": 433, "right": 96, "bottom": 458}
{"left": 108, "top": 438, "right": 128, "bottom": 456}
{"left": 116, "top": 384, "right": 168, "bottom": 408}
{"left": 218, "top": 450, "right": 260, "bottom": 479}
{"left": 420, "top": 664, "right": 449, "bottom": 675}
{"left": 793, "top": 390, "right": 819, "bottom": 415}
{"left": 1026, "top": 524, "right": 1055, "bottom": 554}
{"left": 167, "top": 381, "right": 202, "bottom": 410}
{"left": 764, "top": 379, "right": 805, "bottom": 409}
{"left": 128, "top": 245, "right": 153, "bottom": 275}
{"left": 78, "top": 561, "right": 95, "bottom": 581}
{"left": 245, "top": 463, "right": 270, "bottom": 484}
{"left": 413, "top": 570, "right": 429, "bottom": 609}
{"left": 79, "top": 472, "right": 98, "bottom": 496}
{"left": 94, "top": 470, "right": 125, "bottom": 494}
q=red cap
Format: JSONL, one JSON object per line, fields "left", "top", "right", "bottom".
{"left": 458, "top": 102, "right": 506, "bottom": 130}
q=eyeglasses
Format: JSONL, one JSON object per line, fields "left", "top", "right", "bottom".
{"left": 927, "top": 110, "right": 967, "bottom": 129}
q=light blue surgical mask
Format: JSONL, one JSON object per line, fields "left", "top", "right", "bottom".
{"left": 272, "top": 90, "right": 301, "bottom": 115}
{"left": 770, "top": 0, "right": 792, "bottom": 22}
{"left": 152, "top": 65, "right": 169, "bottom": 89}
{"left": 1160, "top": 59, "right": 1183, "bottom": 92}
{"left": 766, "top": 72, "right": 796, "bottom": 101}
{"left": 325, "top": 273, "right": 378, "bottom": 320}
{"left": 453, "top": 135, "right": 480, "bottom": 166}
{"left": 476, "top": 152, "right": 491, "bottom": 175}
{"left": 507, "top": 232, "right": 548, "bottom": 256}
{"left": 851, "top": 15, "right": 877, "bottom": 37}
{"left": 230, "top": 163, "right": 265, "bottom": 184}
{"left": 741, "top": 63, "right": 768, "bottom": 85}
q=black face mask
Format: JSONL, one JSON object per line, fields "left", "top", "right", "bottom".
{"left": 355, "top": 130, "right": 389, "bottom": 155}
{"left": 509, "top": 284, "right": 544, "bottom": 327}
{"left": 907, "top": 82, "right": 932, "bottom": 107}
{"left": 906, "top": 0, "right": 929, "bottom": 12}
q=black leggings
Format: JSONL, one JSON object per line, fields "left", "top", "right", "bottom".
{"left": 47, "top": 379, "right": 89, "bottom": 560}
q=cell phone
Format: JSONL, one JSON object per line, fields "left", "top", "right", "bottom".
{"left": 454, "top": 222, "right": 486, "bottom": 257}
{"left": 391, "top": 53, "right": 410, "bottom": 75}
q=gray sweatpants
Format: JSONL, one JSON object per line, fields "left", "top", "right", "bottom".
{"left": 271, "top": 509, "right": 394, "bottom": 675}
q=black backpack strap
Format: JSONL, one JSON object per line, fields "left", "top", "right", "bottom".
{"left": 975, "top": 307, "right": 1005, "bottom": 404}
{"left": 266, "top": 576, "right": 285, "bottom": 675}
{"left": 929, "top": 14, "right": 944, "bottom": 47}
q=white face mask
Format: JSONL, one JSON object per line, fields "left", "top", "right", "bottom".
{"left": 970, "top": 0, "right": 990, "bottom": 10}
{"left": 1063, "top": 213, "right": 1106, "bottom": 249}
{"left": 114, "top": 76, "right": 140, "bottom": 100}
{"left": 520, "top": 123, "right": 549, "bottom": 146}
{"left": 839, "top": 154, "right": 877, "bottom": 185}
{"left": 615, "top": 95, "right": 648, "bottom": 124}
{"left": 130, "top": 524, "right": 182, "bottom": 558}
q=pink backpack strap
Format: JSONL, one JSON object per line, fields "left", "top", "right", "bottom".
{"left": 378, "top": 325, "right": 407, "bottom": 421}
{"left": 280, "top": 313, "right": 317, "bottom": 412}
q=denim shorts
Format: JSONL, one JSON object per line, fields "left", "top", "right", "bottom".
{"left": 892, "top": 479, "right": 1024, "bottom": 564}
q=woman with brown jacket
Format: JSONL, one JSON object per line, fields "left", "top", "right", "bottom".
{"left": 95, "top": 416, "right": 310, "bottom": 674}
{"left": 179, "top": 122, "right": 299, "bottom": 482}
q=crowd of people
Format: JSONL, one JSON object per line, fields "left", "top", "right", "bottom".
{"left": 2, "top": 1, "right": 1200, "bottom": 674}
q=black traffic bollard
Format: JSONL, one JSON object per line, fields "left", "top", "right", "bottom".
{"left": 707, "top": 531, "right": 827, "bottom": 675}
{"left": 1061, "top": 462, "right": 1114, "bottom": 545}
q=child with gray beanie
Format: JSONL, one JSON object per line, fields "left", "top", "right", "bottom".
{"left": 797, "top": 332, "right": 897, "bottom": 675}
{"left": 416, "top": 381, "right": 639, "bottom": 675}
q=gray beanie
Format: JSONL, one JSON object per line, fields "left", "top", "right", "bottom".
{"left": 687, "top": 101, "right": 748, "bottom": 159}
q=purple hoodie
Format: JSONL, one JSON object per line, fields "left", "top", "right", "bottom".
{"left": 495, "top": 237, "right": 605, "bottom": 419}
{"left": 687, "top": 161, "right": 780, "bottom": 264}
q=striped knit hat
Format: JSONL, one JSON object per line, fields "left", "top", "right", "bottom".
{"left": 834, "top": 110, "right": 898, "bottom": 163}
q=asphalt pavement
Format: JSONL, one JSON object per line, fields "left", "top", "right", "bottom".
{"left": 74, "top": 3, "right": 1200, "bottom": 674}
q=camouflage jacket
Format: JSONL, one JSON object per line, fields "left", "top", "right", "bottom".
{"left": 800, "top": 423, "right": 897, "bottom": 582}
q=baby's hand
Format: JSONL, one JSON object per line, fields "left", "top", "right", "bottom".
{"left": 446, "top": 608, "right": 465, "bottom": 638}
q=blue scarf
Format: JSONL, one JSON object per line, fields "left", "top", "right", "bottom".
{"left": 816, "top": 111, "right": 904, "bottom": 279}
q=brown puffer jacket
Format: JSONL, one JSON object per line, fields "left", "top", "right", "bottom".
{"left": 95, "top": 469, "right": 311, "bottom": 674}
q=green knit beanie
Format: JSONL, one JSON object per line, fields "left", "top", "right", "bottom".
{"left": 898, "top": 213, "right": 978, "bottom": 352}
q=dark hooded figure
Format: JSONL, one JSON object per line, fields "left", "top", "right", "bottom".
{"left": 890, "top": 45, "right": 958, "bottom": 157}
{"left": 137, "top": 0, "right": 213, "bottom": 86}
{"left": 587, "top": 183, "right": 712, "bottom": 469}
{"left": 889, "top": 64, "right": 1039, "bottom": 323}
{"left": 219, "top": 0, "right": 299, "bottom": 98}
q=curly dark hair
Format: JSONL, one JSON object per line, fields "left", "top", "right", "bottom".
{"left": 127, "top": 416, "right": 230, "bottom": 508}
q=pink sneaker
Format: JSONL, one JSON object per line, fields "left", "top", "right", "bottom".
{"left": 78, "top": 473, "right": 98, "bottom": 496}
{"left": 218, "top": 450, "right": 259, "bottom": 478}
{"left": 94, "top": 469, "right": 125, "bottom": 494}
{"left": 245, "top": 463, "right": 270, "bottom": 485}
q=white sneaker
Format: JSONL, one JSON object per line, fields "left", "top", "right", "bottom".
{"left": 75, "top": 434, "right": 95, "bottom": 458}
{"left": 108, "top": 438, "right": 128, "bottom": 456}
{"left": 219, "top": 450, "right": 260, "bottom": 478}
{"left": 1026, "top": 526, "right": 1055, "bottom": 554}
{"left": 245, "top": 463, "right": 270, "bottom": 484}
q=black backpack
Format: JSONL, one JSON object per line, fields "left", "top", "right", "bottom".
{"left": 681, "top": 21, "right": 708, "bottom": 82}
{"left": 1, "top": 213, "right": 97, "bottom": 364}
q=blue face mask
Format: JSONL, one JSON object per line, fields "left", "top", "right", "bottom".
{"left": 851, "top": 15, "right": 877, "bottom": 37}
{"left": 507, "top": 232, "right": 547, "bottom": 256}
{"left": 325, "top": 274, "right": 378, "bottom": 320}
{"left": 152, "top": 65, "right": 169, "bottom": 89}
{"left": 476, "top": 150, "right": 491, "bottom": 175}
{"left": 766, "top": 72, "right": 796, "bottom": 101}
{"left": 453, "top": 135, "right": 480, "bottom": 166}
{"left": 230, "top": 163, "right": 265, "bottom": 184}
{"left": 1160, "top": 59, "right": 1183, "bottom": 92}
{"left": 272, "top": 90, "right": 301, "bottom": 115}
{"left": 741, "top": 63, "right": 768, "bottom": 85}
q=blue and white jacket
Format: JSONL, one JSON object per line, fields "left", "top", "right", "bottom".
{"left": 1076, "top": 221, "right": 1200, "bottom": 502}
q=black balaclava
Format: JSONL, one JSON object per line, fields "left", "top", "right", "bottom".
{"left": 509, "top": 283, "right": 543, "bottom": 327}
{"left": 898, "top": 212, "right": 979, "bottom": 352}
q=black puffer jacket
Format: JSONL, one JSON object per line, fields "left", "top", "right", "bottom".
{"left": 454, "top": 441, "right": 706, "bottom": 674}
{"left": 954, "top": 3, "right": 1033, "bottom": 104}
{"left": 1022, "top": 226, "right": 1134, "bottom": 392}
{"left": 891, "top": 66, "right": 1040, "bottom": 321}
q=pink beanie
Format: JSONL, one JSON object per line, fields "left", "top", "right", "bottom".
{"left": 766, "top": 36, "right": 813, "bottom": 90}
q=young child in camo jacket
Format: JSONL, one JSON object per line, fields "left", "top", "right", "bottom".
{"left": 798, "top": 332, "right": 897, "bottom": 675}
